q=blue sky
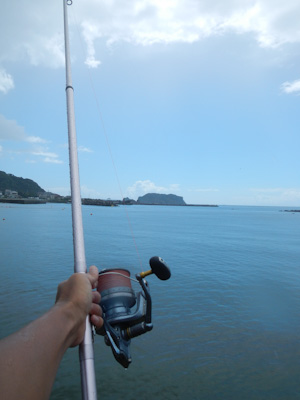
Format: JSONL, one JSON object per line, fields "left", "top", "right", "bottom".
{"left": 0, "top": 0, "right": 300, "bottom": 206}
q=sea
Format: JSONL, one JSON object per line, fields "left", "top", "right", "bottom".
{"left": 1, "top": 203, "right": 300, "bottom": 400}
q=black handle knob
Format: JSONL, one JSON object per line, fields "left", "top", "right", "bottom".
{"left": 149, "top": 256, "right": 171, "bottom": 280}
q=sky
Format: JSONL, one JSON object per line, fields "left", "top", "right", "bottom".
{"left": 0, "top": 0, "right": 300, "bottom": 206}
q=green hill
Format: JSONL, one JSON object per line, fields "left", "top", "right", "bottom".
{"left": 0, "top": 171, "right": 45, "bottom": 198}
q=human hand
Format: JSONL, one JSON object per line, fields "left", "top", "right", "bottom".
{"left": 55, "top": 265, "right": 103, "bottom": 347}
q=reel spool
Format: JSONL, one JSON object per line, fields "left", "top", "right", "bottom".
{"left": 96, "top": 256, "right": 171, "bottom": 368}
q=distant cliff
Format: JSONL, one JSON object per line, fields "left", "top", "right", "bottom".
{"left": 137, "top": 193, "right": 186, "bottom": 205}
{"left": 0, "top": 171, "right": 45, "bottom": 197}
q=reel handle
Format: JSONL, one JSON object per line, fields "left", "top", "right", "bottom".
{"left": 140, "top": 256, "right": 171, "bottom": 280}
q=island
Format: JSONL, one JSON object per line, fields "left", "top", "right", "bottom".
{"left": 137, "top": 193, "right": 186, "bottom": 205}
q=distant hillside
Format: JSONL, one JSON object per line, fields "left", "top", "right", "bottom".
{"left": 0, "top": 171, "right": 45, "bottom": 197}
{"left": 137, "top": 193, "right": 186, "bottom": 205}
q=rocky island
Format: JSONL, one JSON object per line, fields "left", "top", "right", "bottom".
{"left": 137, "top": 193, "right": 186, "bottom": 205}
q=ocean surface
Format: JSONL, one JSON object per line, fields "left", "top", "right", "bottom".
{"left": 1, "top": 203, "right": 300, "bottom": 399}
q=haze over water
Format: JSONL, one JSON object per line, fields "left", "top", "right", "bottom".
{"left": 1, "top": 203, "right": 300, "bottom": 399}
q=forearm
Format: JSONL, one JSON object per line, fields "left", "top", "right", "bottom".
{"left": 0, "top": 304, "right": 79, "bottom": 400}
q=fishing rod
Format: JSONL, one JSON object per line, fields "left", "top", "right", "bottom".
{"left": 63, "top": 1, "right": 97, "bottom": 399}
{"left": 63, "top": 0, "right": 171, "bottom": 397}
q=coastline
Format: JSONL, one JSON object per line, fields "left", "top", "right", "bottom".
{"left": 0, "top": 198, "right": 46, "bottom": 204}
{"left": 0, "top": 198, "right": 218, "bottom": 207}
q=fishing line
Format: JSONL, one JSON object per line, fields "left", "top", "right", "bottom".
{"left": 98, "top": 271, "right": 139, "bottom": 284}
{"left": 68, "top": 5, "right": 143, "bottom": 269}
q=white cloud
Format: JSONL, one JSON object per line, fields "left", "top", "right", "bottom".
{"left": 0, "top": 114, "right": 26, "bottom": 141}
{"left": 26, "top": 136, "right": 49, "bottom": 144}
{"left": 0, "top": 115, "right": 48, "bottom": 144}
{"left": 0, "top": 114, "right": 62, "bottom": 164}
{"left": 76, "top": 0, "right": 300, "bottom": 66}
{"left": 78, "top": 146, "right": 93, "bottom": 153}
{"left": 249, "top": 187, "right": 300, "bottom": 205}
{"left": 2, "top": 0, "right": 300, "bottom": 73}
{"left": 31, "top": 150, "right": 59, "bottom": 158}
{"left": 0, "top": 68, "right": 14, "bottom": 94}
{"left": 281, "top": 79, "right": 300, "bottom": 94}
{"left": 0, "top": 115, "right": 47, "bottom": 145}
{"left": 43, "top": 157, "right": 63, "bottom": 164}
{"left": 126, "top": 179, "right": 180, "bottom": 198}
{"left": 0, "top": 1, "right": 65, "bottom": 69}
{"left": 31, "top": 150, "right": 63, "bottom": 164}
{"left": 31, "top": 150, "right": 58, "bottom": 158}
{"left": 24, "top": 34, "right": 65, "bottom": 68}
{"left": 80, "top": 185, "right": 103, "bottom": 198}
{"left": 81, "top": 21, "right": 102, "bottom": 68}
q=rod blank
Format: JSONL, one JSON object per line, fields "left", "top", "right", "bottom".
{"left": 63, "top": 1, "right": 98, "bottom": 399}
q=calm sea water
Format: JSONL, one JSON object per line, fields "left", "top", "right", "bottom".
{"left": 1, "top": 203, "right": 300, "bottom": 399}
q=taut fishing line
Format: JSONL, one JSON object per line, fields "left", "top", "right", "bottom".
{"left": 68, "top": 5, "right": 143, "bottom": 269}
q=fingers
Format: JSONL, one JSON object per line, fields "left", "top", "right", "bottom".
{"left": 88, "top": 267, "right": 103, "bottom": 329}
{"left": 87, "top": 265, "right": 99, "bottom": 289}
{"left": 92, "top": 290, "right": 101, "bottom": 304}
{"left": 90, "top": 303, "right": 103, "bottom": 328}
{"left": 90, "top": 303, "right": 102, "bottom": 317}
{"left": 91, "top": 314, "right": 103, "bottom": 328}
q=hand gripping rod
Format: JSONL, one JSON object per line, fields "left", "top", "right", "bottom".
{"left": 63, "top": 1, "right": 98, "bottom": 399}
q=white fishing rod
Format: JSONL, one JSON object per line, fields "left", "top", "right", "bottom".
{"left": 63, "top": 0, "right": 98, "bottom": 398}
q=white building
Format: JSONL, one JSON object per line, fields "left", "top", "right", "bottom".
{"left": 5, "top": 189, "right": 18, "bottom": 198}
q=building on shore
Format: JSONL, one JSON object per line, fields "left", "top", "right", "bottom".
{"left": 4, "top": 189, "right": 19, "bottom": 198}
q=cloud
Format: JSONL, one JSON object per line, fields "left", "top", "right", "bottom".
{"left": 80, "top": 185, "right": 103, "bottom": 198}
{"left": 0, "top": 114, "right": 26, "bottom": 141}
{"left": 2, "top": 0, "right": 300, "bottom": 73}
{"left": 281, "top": 79, "right": 300, "bottom": 94}
{"left": 126, "top": 180, "right": 180, "bottom": 198}
{"left": 0, "top": 114, "right": 63, "bottom": 163}
{"left": 31, "top": 150, "right": 63, "bottom": 164}
{"left": 43, "top": 157, "right": 63, "bottom": 164}
{"left": 0, "top": 68, "right": 14, "bottom": 94}
{"left": 0, "top": 115, "right": 48, "bottom": 145}
{"left": 31, "top": 150, "right": 59, "bottom": 158}
{"left": 0, "top": 1, "right": 64, "bottom": 69}
{"left": 25, "top": 33, "right": 65, "bottom": 68}
{"left": 81, "top": 21, "right": 102, "bottom": 68}
{"left": 76, "top": 0, "right": 300, "bottom": 67}
{"left": 249, "top": 187, "right": 300, "bottom": 205}
{"left": 78, "top": 146, "right": 93, "bottom": 153}
{"left": 26, "top": 136, "right": 49, "bottom": 144}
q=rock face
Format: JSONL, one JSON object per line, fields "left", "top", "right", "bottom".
{"left": 137, "top": 193, "right": 186, "bottom": 205}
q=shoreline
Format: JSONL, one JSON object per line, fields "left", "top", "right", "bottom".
{"left": 0, "top": 198, "right": 46, "bottom": 204}
{"left": 0, "top": 197, "right": 218, "bottom": 207}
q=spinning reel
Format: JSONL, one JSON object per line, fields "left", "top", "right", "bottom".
{"left": 96, "top": 256, "right": 171, "bottom": 368}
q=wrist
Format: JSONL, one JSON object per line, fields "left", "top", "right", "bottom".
{"left": 52, "top": 301, "right": 86, "bottom": 348}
